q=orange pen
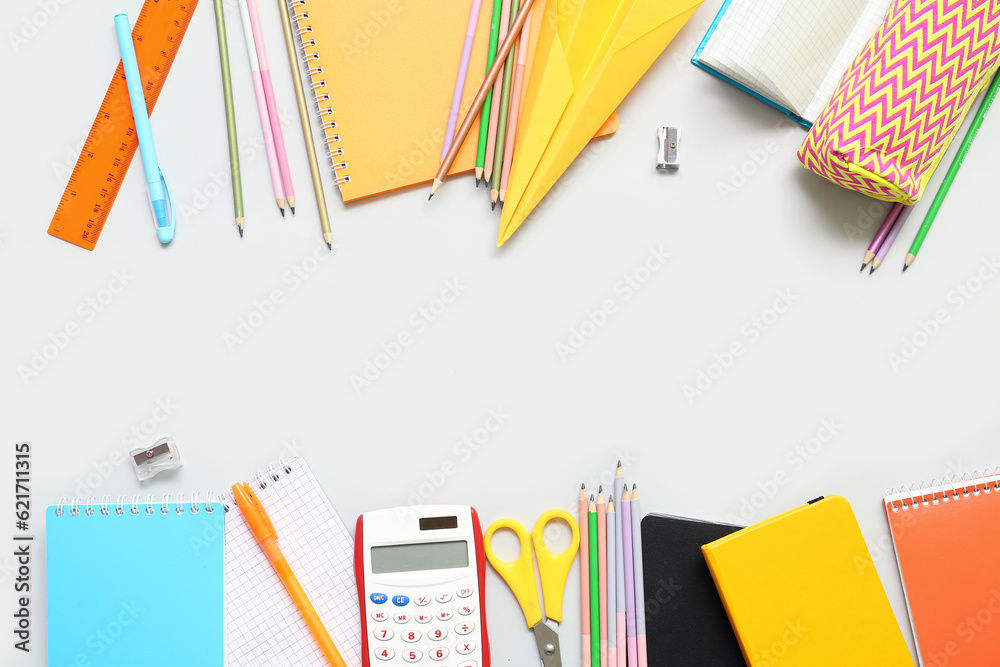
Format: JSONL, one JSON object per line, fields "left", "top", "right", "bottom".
{"left": 231, "top": 482, "right": 348, "bottom": 667}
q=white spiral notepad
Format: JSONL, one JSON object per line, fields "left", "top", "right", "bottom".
{"left": 223, "top": 457, "right": 361, "bottom": 666}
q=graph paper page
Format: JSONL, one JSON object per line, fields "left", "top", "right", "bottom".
{"left": 224, "top": 458, "right": 361, "bottom": 667}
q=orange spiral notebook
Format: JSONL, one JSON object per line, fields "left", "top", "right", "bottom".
{"left": 286, "top": 0, "right": 617, "bottom": 202}
{"left": 884, "top": 471, "right": 1000, "bottom": 667}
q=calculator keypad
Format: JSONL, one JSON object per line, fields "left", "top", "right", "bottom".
{"left": 368, "top": 586, "right": 482, "bottom": 665}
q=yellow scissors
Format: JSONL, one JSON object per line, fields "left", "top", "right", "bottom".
{"left": 484, "top": 510, "right": 581, "bottom": 667}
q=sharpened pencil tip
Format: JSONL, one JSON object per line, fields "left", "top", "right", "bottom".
{"left": 860, "top": 263, "right": 867, "bottom": 272}
{"left": 617, "top": 460, "right": 622, "bottom": 467}
{"left": 289, "top": 206, "right": 295, "bottom": 215}
{"left": 581, "top": 483, "right": 586, "bottom": 489}
{"left": 491, "top": 201, "right": 495, "bottom": 211}
{"left": 902, "top": 264, "right": 909, "bottom": 273}
{"left": 280, "top": 208, "right": 285, "bottom": 218}
{"left": 326, "top": 242, "right": 332, "bottom": 250}
{"left": 869, "top": 265, "right": 875, "bottom": 275}
{"left": 475, "top": 179, "right": 480, "bottom": 188}
{"left": 428, "top": 193, "right": 433, "bottom": 200}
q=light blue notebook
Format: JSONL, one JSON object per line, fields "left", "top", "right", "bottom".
{"left": 46, "top": 498, "right": 224, "bottom": 667}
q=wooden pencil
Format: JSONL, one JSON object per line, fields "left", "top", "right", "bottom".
{"left": 489, "top": 0, "right": 520, "bottom": 208}
{"left": 579, "top": 484, "right": 591, "bottom": 667}
{"left": 211, "top": 0, "right": 244, "bottom": 236}
{"left": 498, "top": 8, "right": 532, "bottom": 205}
{"left": 429, "top": 0, "right": 536, "bottom": 199}
{"left": 482, "top": 0, "right": 511, "bottom": 187}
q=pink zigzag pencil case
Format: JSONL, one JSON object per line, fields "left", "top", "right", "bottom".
{"left": 798, "top": 0, "right": 1000, "bottom": 204}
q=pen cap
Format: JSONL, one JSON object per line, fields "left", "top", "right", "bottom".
{"left": 231, "top": 482, "right": 276, "bottom": 543}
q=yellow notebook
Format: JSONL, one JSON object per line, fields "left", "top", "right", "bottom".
{"left": 288, "top": 0, "right": 618, "bottom": 202}
{"left": 702, "top": 496, "right": 913, "bottom": 666}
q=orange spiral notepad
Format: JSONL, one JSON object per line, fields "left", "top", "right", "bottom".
{"left": 884, "top": 472, "right": 1000, "bottom": 667}
{"left": 287, "top": 0, "right": 617, "bottom": 202}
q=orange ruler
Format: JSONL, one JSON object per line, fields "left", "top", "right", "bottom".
{"left": 48, "top": 0, "right": 199, "bottom": 250}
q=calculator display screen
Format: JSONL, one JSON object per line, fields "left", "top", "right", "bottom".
{"left": 370, "top": 540, "right": 469, "bottom": 574}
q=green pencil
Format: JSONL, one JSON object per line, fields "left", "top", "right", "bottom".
{"left": 490, "top": 0, "right": 519, "bottom": 209}
{"left": 212, "top": 0, "right": 244, "bottom": 236}
{"left": 589, "top": 496, "right": 599, "bottom": 667}
{"left": 905, "top": 72, "right": 1000, "bottom": 271}
{"left": 475, "top": 0, "right": 502, "bottom": 187}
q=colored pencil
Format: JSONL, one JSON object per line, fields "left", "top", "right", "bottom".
{"left": 631, "top": 485, "right": 647, "bottom": 667}
{"left": 276, "top": 0, "right": 332, "bottom": 248}
{"left": 580, "top": 484, "right": 590, "bottom": 667}
{"left": 443, "top": 0, "right": 484, "bottom": 160}
{"left": 246, "top": 0, "right": 296, "bottom": 213}
{"left": 614, "top": 463, "right": 626, "bottom": 667}
{"left": 589, "top": 497, "right": 599, "bottom": 667}
{"left": 498, "top": 8, "right": 531, "bottom": 205}
{"left": 429, "top": 0, "right": 535, "bottom": 198}
{"left": 861, "top": 202, "right": 903, "bottom": 270}
{"left": 906, "top": 73, "right": 1000, "bottom": 271}
{"left": 476, "top": 0, "right": 503, "bottom": 186}
{"left": 489, "top": 0, "right": 520, "bottom": 208}
{"left": 597, "top": 488, "right": 608, "bottom": 667}
{"left": 622, "top": 487, "right": 637, "bottom": 667}
{"left": 482, "top": 0, "right": 511, "bottom": 188}
{"left": 606, "top": 498, "right": 617, "bottom": 667}
{"left": 211, "top": 0, "right": 244, "bottom": 236}
{"left": 236, "top": 0, "right": 285, "bottom": 214}
{"left": 871, "top": 205, "right": 913, "bottom": 273}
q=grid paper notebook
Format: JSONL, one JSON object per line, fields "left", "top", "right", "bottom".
{"left": 693, "top": 0, "right": 895, "bottom": 124}
{"left": 46, "top": 498, "right": 224, "bottom": 667}
{"left": 224, "top": 457, "right": 361, "bottom": 667}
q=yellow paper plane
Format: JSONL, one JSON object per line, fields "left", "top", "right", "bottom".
{"left": 499, "top": 0, "right": 703, "bottom": 245}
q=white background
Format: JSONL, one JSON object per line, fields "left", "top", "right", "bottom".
{"left": 2, "top": 0, "right": 1000, "bottom": 665}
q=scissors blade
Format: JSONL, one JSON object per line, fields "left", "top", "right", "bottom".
{"left": 531, "top": 620, "right": 562, "bottom": 667}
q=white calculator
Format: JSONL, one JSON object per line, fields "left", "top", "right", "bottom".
{"left": 355, "top": 505, "right": 491, "bottom": 667}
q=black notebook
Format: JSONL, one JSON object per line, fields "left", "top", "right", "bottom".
{"left": 641, "top": 513, "right": 745, "bottom": 666}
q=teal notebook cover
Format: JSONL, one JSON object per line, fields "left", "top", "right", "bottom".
{"left": 46, "top": 501, "right": 224, "bottom": 666}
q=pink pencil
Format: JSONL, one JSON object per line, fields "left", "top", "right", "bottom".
{"left": 622, "top": 487, "right": 638, "bottom": 667}
{"left": 442, "top": 0, "right": 484, "bottom": 159}
{"left": 862, "top": 202, "right": 904, "bottom": 269}
{"left": 598, "top": 489, "right": 608, "bottom": 667}
{"left": 579, "top": 484, "right": 590, "bottom": 667}
{"left": 870, "top": 205, "right": 913, "bottom": 273}
{"left": 236, "top": 0, "right": 284, "bottom": 214}
{"left": 482, "top": 0, "right": 511, "bottom": 185}
{"left": 246, "top": 0, "right": 296, "bottom": 213}
{"left": 497, "top": 8, "right": 531, "bottom": 204}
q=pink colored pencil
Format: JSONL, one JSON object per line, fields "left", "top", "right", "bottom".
{"left": 497, "top": 9, "right": 531, "bottom": 204}
{"left": 442, "top": 0, "right": 484, "bottom": 159}
{"left": 621, "top": 487, "right": 638, "bottom": 667}
{"left": 606, "top": 499, "right": 617, "bottom": 667}
{"left": 246, "top": 0, "right": 296, "bottom": 212}
{"left": 598, "top": 489, "right": 608, "bottom": 667}
{"left": 236, "top": 0, "right": 284, "bottom": 213}
{"left": 862, "top": 202, "right": 904, "bottom": 269}
{"left": 614, "top": 465, "right": 626, "bottom": 667}
{"left": 482, "top": 0, "right": 511, "bottom": 185}
{"left": 579, "top": 484, "right": 590, "bottom": 667}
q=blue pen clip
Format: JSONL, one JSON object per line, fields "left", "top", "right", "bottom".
{"left": 148, "top": 167, "right": 175, "bottom": 244}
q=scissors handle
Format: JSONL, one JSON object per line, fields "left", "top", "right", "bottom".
{"left": 532, "top": 509, "right": 580, "bottom": 624}
{"left": 485, "top": 518, "right": 543, "bottom": 628}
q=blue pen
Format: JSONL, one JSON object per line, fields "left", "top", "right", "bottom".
{"left": 114, "top": 13, "right": 174, "bottom": 244}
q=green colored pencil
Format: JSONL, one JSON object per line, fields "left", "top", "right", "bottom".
{"left": 589, "top": 497, "right": 599, "bottom": 667}
{"left": 475, "top": 0, "right": 502, "bottom": 187}
{"left": 489, "top": 0, "right": 519, "bottom": 209}
{"left": 905, "top": 72, "right": 1000, "bottom": 271}
{"left": 212, "top": 0, "right": 244, "bottom": 236}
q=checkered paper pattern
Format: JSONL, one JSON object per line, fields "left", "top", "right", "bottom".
{"left": 798, "top": 0, "right": 1000, "bottom": 203}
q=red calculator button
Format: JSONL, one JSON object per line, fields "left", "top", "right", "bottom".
{"left": 457, "top": 587, "right": 475, "bottom": 598}
{"left": 394, "top": 613, "right": 411, "bottom": 624}
{"left": 372, "top": 627, "right": 394, "bottom": 641}
{"left": 458, "top": 603, "right": 475, "bottom": 616}
{"left": 401, "top": 630, "right": 421, "bottom": 643}
{"left": 455, "top": 621, "right": 475, "bottom": 635}
{"left": 414, "top": 595, "right": 432, "bottom": 606}
{"left": 402, "top": 649, "right": 423, "bottom": 663}
{"left": 374, "top": 647, "right": 395, "bottom": 661}
{"left": 457, "top": 641, "right": 477, "bottom": 655}
{"left": 415, "top": 613, "right": 433, "bottom": 624}
{"left": 436, "top": 609, "right": 454, "bottom": 621}
{"left": 435, "top": 592, "right": 453, "bottom": 603}
{"left": 428, "top": 627, "right": 449, "bottom": 641}
{"left": 429, "top": 647, "right": 449, "bottom": 661}
{"left": 371, "top": 610, "right": 389, "bottom": 622}
{"left": 457, "top": 662, "right": 479, "bottom": 667}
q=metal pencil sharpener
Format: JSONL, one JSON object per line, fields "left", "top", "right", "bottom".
{"left": 656, "top": 126, "right": 680, "bottom": 169}
{"left": 130, "top": 437, "right": 183, "bottom": 481}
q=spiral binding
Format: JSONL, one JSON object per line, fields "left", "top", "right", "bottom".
{"left": 287, "top": 0, "right": 351, "bottom": 187}
{"left": 54, "top": 491, "right": 219, "bottom": 517}
{"left": 885, "top": 468, "right": 1000, "bottom": 512}
{"left": 219, "top": 457, "right": 297, "bottom": 513}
